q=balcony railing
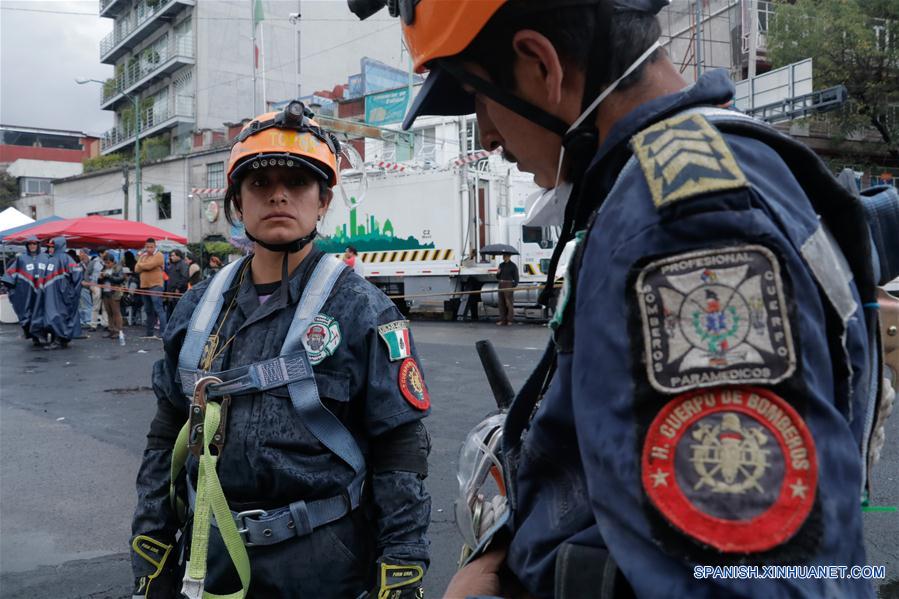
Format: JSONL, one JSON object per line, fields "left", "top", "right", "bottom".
{"left": 100, "top": 0, "right": 193, "bottom": 63}
{"left": 100, "top": 100, "right": 194, "bottom": 153}
{"left": 102, "top": 38, "right": 194, "bottom": 106}
{"left": 99, "top": 0, "right": 128, "bottom": 18}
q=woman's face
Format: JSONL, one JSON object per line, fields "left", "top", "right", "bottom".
{"left": 237, "top": 165, "right": 331, "bottom": 245}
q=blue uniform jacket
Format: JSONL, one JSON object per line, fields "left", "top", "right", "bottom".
{"left": 506, "top": 70, "right": 874, "bottom": 598}
{"left": 132, "top": 247, "right": 431, "bottom": 597}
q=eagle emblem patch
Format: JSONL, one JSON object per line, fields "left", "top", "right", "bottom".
{"left": 631, "top": 113, "right": 747, "bottom": 209}
{"left": 635, "top": 245, "right": 796, "bottom": 394}
{"left": 642, "top": 387, "right": 817, "bottom": 553}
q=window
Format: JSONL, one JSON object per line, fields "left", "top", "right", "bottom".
{"left": 522, "top": 226, "right": 555, "bottom": 249}
{"left": 414, "top": 127, "right": 436, "bottom": 162}
{"left": 206, "top": 162, "right": 224, "bottom": 188}
{"left": 465, "top": 120, "right": 482, "bottom": 153}
{"left": 21, "top": 178, "right": 51, "bottom": 195}
{"left": 157, "top": 192, "right": 171, "bottom": 220}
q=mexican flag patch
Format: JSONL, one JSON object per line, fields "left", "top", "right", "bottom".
{"left": 378, "top": 320, "right": 411, "bottom": 362}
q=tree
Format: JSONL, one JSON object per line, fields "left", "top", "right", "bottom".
{"left": 767, "top": 0, "right": 899, "bottom": 159}
{"left": 0, "top": 171, "right": 19, "bottom": 210}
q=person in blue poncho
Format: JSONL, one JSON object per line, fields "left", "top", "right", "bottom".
{"left": 2, "top": 236, "right": 44, "bottom": 346}
{"left": 30, "top": 237, "right": 83, "bottom": 349}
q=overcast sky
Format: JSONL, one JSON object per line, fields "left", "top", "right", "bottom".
{"left": 1, "top": 1, "right": 115, "bottom": 135}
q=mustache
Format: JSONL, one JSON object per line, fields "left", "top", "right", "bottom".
{"left": 500, "top": 147, "right": 518, "bottom": 163}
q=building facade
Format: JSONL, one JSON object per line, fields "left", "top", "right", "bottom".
{"left": 1, "top": 125, "right": 99, "bottom": 219}
{"left": 96, "top": 0, "right": 297, "bottom": 158}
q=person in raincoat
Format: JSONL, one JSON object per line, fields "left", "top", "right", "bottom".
{"left": 2, "top": 236, "right": 44, "bottom": 346}
{"left": 30, "top": 236, "right": 83, "bottom": 349}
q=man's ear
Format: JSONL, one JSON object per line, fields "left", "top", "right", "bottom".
{"left": 511, "top": 30, "right": 565, "bottom": 107}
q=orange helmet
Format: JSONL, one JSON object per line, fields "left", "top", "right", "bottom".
{"left": 345, "top": 0, "right": 670, "bottom": 129}
{"left": 227, "top": 101, "right": 341, "bottom": 187}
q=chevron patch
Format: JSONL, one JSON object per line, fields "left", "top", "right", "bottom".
{"left": 631, "top": 113, "right": 747, "bottom": 209}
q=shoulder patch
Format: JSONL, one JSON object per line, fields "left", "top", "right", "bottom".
{"left": 303, "top": 313, "right": 341, "bottom": 365}
{"left": 630, "top": 113, "right": 747, "bottom": 209}
{"left": 398, "top": 358, "right": 430, "bottom": 410}
{"left": 635, "top": 245, "right": 796, "bottom": 394}
{"left": 378, "top": 320, "right": 412, "bottom": 362}
{"left": 642, "top": 387, "right": 817, "bottom": 553}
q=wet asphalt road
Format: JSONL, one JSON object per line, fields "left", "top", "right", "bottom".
{"left": 0, "top": 319, "right": 897, "bottom": 598}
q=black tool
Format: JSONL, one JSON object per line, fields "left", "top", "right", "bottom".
{"left": 476, "top": 339, "right": 515, "bottom": 410}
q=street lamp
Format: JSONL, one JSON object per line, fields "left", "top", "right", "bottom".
{"left": 76, "top": 77, "right": 143, "bottom": 222}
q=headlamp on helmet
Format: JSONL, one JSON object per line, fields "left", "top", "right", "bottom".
{"left": 227, "top": 101, "right": 342, "bottom": 187}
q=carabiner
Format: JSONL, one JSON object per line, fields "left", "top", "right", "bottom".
{"left": 188, "top": 376, "right": 223, "bottom": 457}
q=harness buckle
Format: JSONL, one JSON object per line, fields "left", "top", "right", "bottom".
{"left": 188, "top": 376, "right": 223, "bottom": 457}
{"left": 235, "top": 509, "right": 268, "bottom": 547}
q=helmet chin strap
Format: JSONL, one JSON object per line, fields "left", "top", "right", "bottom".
{"left": 244, "top": 228, "right": 319, "bottom": 304}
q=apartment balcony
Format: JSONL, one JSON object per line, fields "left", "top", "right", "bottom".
{"left": 99, "top": 0, "right": 128, "bottom": 19}
{"left": 100, "top": 0, "right": 194, "bottom": 65}
{"left": 100, "top": 98, "right": 195, "bottom": 155}
{"left": 101, "top": 39, "right": 195, "bottom": 109}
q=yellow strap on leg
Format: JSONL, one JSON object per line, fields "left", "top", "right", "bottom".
{"left": 170, "top": 421, "right": 190, "bottom": 522}
{"left": 182, "top": 402, "right": 252, "bottom": 599}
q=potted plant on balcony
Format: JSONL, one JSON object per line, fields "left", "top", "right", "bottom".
{"left": 103, "top": 77, "right": 117, "bottom": 99}
{"left": 143, "top": 47, "right": 161, "bottom": 67}
{"left": 120, "top": 106, "right": 135, "bottom": 135}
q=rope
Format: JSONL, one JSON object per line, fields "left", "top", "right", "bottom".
{"left": 83, "top": 280, "right": 564, "bottom": 302}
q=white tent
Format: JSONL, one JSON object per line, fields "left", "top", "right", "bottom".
{"left": 0, "top": 207, "right": 33, "bottom": 231}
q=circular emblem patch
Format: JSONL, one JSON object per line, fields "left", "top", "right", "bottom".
{"left": 302, "top": 313, "right": 341, "bottom": 365}
{"left": 398, "top": 358, "right": 430, "bottom": 410}
{"left": 641, "top": 386, "right": 816, "bottom": 553}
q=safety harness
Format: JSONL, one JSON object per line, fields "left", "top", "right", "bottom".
{"left": 171, "top": 254, "right": 364, "bottom": 598}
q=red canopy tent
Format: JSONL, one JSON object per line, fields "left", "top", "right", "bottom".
{"left": 3, "top": 215, "right": 187, "bottom": 250}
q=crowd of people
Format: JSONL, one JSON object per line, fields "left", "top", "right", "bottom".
{"left": 2, "top": 236, "right": 226, "bottom": 348}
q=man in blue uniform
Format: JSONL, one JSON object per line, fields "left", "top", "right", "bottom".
{"left": 130, "top": 103, "right": 430, "bottom": 598}
{"left": 2, "top": 236, "right": 43, "bottom": 346}
{"left": 357, "top": 0, "right": 883, "bottom": 596}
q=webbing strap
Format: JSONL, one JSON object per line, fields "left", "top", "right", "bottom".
{"left": 170, "top": 421, "right": 190, "bottom": 521}
{"left": 281, "top": 256, "right": 366, "bottom": 475}
{"left": 182, "top": 402, "right": 251, "bottom": 599}
{"left": 179, "top": 351, "right": 313, "bottom": 399}
{"left": 179, "top": 259, "right": 246, "bottom": 393}
{"left": 283, "top": 255, "right": 347, "bottom": 352}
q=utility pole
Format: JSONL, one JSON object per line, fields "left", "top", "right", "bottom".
{"left": 694, "top": 0, "right": 703, "bottom": 77}
{"left": 252, "top": 0, "right": 258, "bottom": 113}
{"left": 122, "top": 164, "right": 130, "bottom": 220}
{"left": 748, "top": 0, "right": 759, "bottom": 81}
{"left": 133, "top": 93, "right": 142, "bottom": 222}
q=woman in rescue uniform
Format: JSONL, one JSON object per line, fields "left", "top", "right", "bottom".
{"left": 130, "top": 101, "right": 431, "bottom": 599}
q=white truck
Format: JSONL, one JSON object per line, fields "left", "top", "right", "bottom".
{"left": 317, "top": 162, "right": 560, "bottom": 318}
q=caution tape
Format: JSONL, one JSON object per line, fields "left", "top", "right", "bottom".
{"left": 84, "top": 281, "right": 183, "bottom": 299}
{"left": 84, "top": 280, "right": 563, "bottom": 303}
{"left": 384, "top": 282, "right": 562, "bottom": 301}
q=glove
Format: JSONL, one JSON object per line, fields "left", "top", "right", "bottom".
{"left": 369, "top": 560, "right": 425, "bottom": 599}
{"left": 131, "top": 535, "right": 180, "bottom": 598}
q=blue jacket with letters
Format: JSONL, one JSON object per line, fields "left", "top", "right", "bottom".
{"left": 505, "top": 70, "right": 875, "bottom": 598}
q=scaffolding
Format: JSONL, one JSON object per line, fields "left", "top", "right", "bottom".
{"left": 658, "top": 0, "right": 753, "bottom": 83}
